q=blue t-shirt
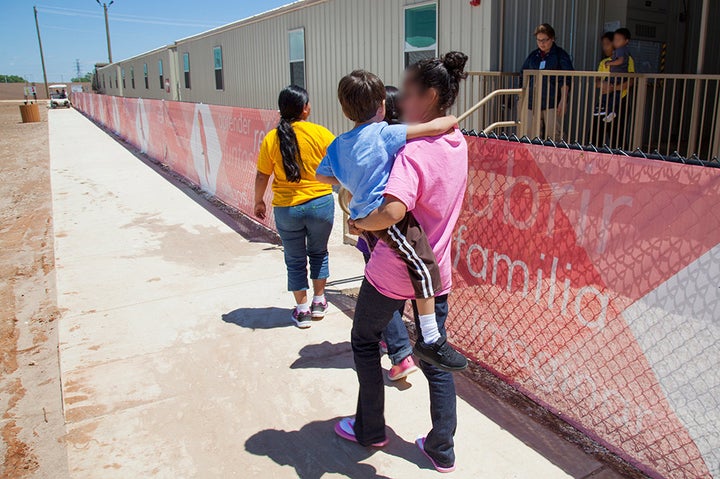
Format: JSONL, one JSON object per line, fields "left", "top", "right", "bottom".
{"left": 316, "top": 121, "right": 407, "bottom": 219}
{"left": 611, "top": 45, "right": 630, "bottom": 73}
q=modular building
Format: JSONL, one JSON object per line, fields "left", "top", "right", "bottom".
{"left": 96, "top": 0, "right": 718, "bottom": 134}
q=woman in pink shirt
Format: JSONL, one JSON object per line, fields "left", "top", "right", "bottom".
{"left": 333, "top": 52, "right": 469, "bottom": 473}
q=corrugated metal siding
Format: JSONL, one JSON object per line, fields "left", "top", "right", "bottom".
{"left": 501, "top": 0, "right": 605, "bottom": 72}
{"left": 97, "top": 0, "right": 493, "bottom": 134}
{"left": 98, "top": 48, "right": 176, "bottom": 101}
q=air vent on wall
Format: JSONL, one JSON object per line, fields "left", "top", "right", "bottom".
{"left": 635, "top": 23, "right": 657, "bottom": 39}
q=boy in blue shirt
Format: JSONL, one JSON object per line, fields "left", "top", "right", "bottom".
{"left": 316, "top": 70, "right": 467, "bottom": 372}
{"left": 595, "top": 28, "right": 632, "bottom": 123}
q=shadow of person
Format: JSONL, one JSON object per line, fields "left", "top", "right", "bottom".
{"left": 245, "top": 419, "right": 429, "bottom": 479}
{"left": 290, "top": 341, "right": 414, "bottom": 391}
{"left": 221, "top": 307, "right": 292, "bottom": 330}
{"left": 290, "top": 341, "right": 355, "bottom": 370}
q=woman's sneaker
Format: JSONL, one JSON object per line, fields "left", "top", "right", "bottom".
{"left": 291, "top": 308, "right": 312, "bottom": 329}
{"left": 413, "top": 336, "right": 468, "bottom": 372}
{"left": 416, "top": 436, "right": 456, "bottom": 473}
{"left": 388, "top": 356, "right": 419, "bottom": 381}
{"left": 311, "top": 300, "right": 327, "bottom": 319}
{"left": 334, "top": 417, "right": 388, "bottom": 447}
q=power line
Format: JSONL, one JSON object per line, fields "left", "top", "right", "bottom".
{"left": 37, "top": 6, "right": 225, "bottom": 28}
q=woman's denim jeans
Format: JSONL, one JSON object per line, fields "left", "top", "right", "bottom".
{"left": 274, "top": 194, "right": 334, "bottom": 291}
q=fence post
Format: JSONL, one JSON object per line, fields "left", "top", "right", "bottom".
{"left": 530, "top": 71, "right": 542, "bottom": 138}
{"left": 687, "top": 79, "right": 703, "bottom": 157}
{"left": 632, "top": 76, "right": 648, "bottom": 151}
{"left": 713, "top": 91, "right": 720, "bottom": 160}
{"left": 518, "top": 74, "right": 530, "bottom": 137}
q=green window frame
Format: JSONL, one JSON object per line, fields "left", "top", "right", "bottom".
{"left": 183, "top": 53, "right": 191, "bottom": 89}
{"left": 288, "top": 28, "right": 306, "bottom": 88}
{"left": 213, "top": 46, "right": 223, "bottom": 90}
{"left": 404, "top": 3, "right": 438, "bottom": 68}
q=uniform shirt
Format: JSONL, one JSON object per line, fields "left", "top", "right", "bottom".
{"left": 316, "top": 121, "right": 408, "bottom": 219}
{"left": 520, "top": 43, "right": 574, "bottom": 110}
{"left": 599, "top": 55, "right": 635, "bottom": 98}
{"left": 365, "top": 129, "right": 468, "bottom": 300}
{"left": 257, "top": 121, "right": 335, "bottom": 207}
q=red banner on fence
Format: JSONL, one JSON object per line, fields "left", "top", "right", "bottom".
{"left": 73, "top": 94, "right": 719, "bottom": 479}
{"left": 450, "top": 138, "right": 720, "bottom": 479}
{"left": 73, "top": 93, "right": 278, "bottom": 230}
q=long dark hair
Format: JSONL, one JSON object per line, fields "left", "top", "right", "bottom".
{"left": 384, "top": 86, "right": 402, "bottom": 125}
{"left": 407, "top": 51, "right": 468, "bottom": 111}
{"left": 276, "top": 85, "right": 309, "bottom": 183}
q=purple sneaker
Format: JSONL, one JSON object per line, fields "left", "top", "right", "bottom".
{"left": 311, "top": 300, "right": 327, "bottom": 319}
{"left": 416, "top": 436, "right": 456, "bottom": 473}
{"left": 291, "top": 308, "right": 312, "bottom": 329}
{"left": 334, "top": 418, "right": 388, "bottom": 447}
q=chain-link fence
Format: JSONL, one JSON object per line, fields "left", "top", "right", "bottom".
{"left": 447, "top": 135, "right": 720, "bottom": 479}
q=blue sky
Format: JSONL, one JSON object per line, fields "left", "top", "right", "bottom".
{"left": 0, "top": 0, "right": 291, "bottom": 83}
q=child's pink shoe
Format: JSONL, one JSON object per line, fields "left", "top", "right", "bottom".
{"left": 379, "top": 341, "right": 388, "bottom": 355}
{"left": 388, "top": 356, "right": 419, "bottom": 381}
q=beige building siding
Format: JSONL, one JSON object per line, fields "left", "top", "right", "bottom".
{"left": 95, "top": 0, "right": 494, "bottom": 134}
{"left": 98, "top": 47, "right": 177, "bottom": 101}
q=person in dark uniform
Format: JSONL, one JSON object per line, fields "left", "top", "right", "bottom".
{"left": 521, "top": 23, "right": 574, "bottom": 140}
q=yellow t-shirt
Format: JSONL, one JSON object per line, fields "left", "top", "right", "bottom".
{"left": 257, "top": 121, "right": 335, "bottom": 207}
{"left": 598, "top": 56, "right": 635, "bottom": 98}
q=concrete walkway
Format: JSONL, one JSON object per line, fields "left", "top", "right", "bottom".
{"left": 48, "top": 108, "right": 619, "bottom": 478}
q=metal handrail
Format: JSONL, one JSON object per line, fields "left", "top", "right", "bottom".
{"left": 457, "top": 88, "right": 522, "bottom": 124}
{"left": 483, "top": 121, "right": 518, "bottom": 134}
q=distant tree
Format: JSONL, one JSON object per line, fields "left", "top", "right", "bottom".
{"left": 71, "top": 72, "right": 93, "bottom": 83}
{"left": 0, "top": 74, "right": 27, "bottom": 83}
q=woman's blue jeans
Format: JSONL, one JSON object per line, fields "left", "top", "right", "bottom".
{"left": 351, "top": 279, "right": 457, "bottom": 467}
{"left": 274, "top": 194, "right": 334, "bottom": 291}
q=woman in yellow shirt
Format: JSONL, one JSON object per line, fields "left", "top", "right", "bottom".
{"left": 597, "top": 31, "right": 635, "bottom": 100}
{"left": 254, "top": 85, "right": 335, "bottom": 328}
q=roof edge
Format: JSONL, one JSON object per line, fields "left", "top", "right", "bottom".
{"left": 174, "top": 0, "right": 330, "bottom": 44}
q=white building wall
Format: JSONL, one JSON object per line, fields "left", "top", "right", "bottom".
{"left": 96, "top": 0, "right": 494, "bottom": 134}
{"left": 98, "top": 47, "right": 176, "bottom": 101}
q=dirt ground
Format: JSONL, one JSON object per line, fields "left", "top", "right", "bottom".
{"left": 0, "top": 103, "right": 69, "bottom": 478}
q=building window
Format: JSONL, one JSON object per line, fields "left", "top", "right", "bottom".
{"left": 404, "top": 3, "right": 437, "bottom": 67}
{"left": 121, "top": 67, "right": 126, "bottom": 88}
{"left": 103, "top": 74, "right": 106, "bottom": 89}
{"left": 213, "top": 46, "right": 223, "bottom": 90}
{"left": 115, "top": 72, "right": 119, "bottom": 89}
{"left": 288, "top": 28, "right": 306, "bottom": 88}
{"left": 143, "top": 63, "right": 148, "bottom": 89}
{"left": 158, "top": 60, "right": 164, "bottom": 89}
{"left": 183, "top": 53, "right": 191, "bottom": 89}
{"left": 130, "top": 67, "right": 135, "bottom": 89}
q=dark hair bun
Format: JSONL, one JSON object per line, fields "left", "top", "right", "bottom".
{"left": 442, "top": 51, "right": 468, "bottom": 79}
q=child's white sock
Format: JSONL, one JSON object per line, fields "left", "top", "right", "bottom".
{"left": 296, "top": 302, "right": 311, "bottom": 313}
{"left": 312, "top": 294, "right": 326, "bottom": 304}
{"left": 419, "top": 313, "right": 441, "bottom": 344}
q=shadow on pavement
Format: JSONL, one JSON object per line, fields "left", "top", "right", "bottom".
{"left": 291, "top": 341, "right": 355, "bottom": 370}
{"left": 290, "top": 340, "right": 413, "bottom": 391}
{"left": 222, "top": 307, "right": 292, "bottom": 329}
{"left": 245, "top": 419, "right": 431, "bottom": 479}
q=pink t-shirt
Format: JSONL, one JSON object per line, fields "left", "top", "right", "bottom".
{"left": 365, "top": 129, "right": 468, "bottom": 299}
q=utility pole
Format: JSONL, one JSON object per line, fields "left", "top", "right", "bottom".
{"left": 96, "top": 1, "right": 114, "bottom": 63}
{"left": 33, "top": 6, "right": 49, "bottom": 99}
